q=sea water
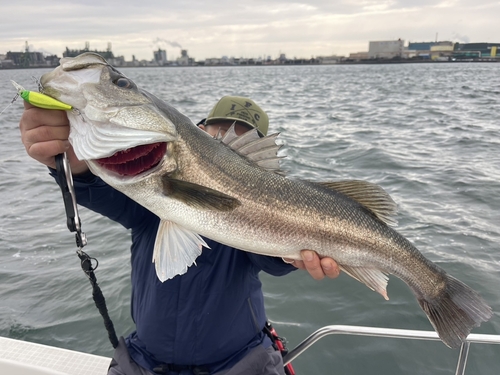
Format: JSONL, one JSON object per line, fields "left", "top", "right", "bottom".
{"left": 0, "top": 63, "right": 499, "bottom": 374}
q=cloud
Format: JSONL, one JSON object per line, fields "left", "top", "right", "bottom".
{"left": 2, "top": 0, "right": 499, "bottom": 60}
{"left": 451, "top": 32, "right": 470, "bottom": 43}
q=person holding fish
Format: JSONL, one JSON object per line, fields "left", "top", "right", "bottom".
{"left": 19, "top": 95, "right": 340, "bottom": 375}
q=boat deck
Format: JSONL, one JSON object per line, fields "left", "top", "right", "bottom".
{"left": 0, "top": 336, "right": 110, "bottom": 375}
{"left": 2, "top": 325, "right": 500, "bottom": 375}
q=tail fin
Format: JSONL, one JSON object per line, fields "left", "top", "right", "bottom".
{"left": 417, "top": 275, "right": 493, "bottom": 348}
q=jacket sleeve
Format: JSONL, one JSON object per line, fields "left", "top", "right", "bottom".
{"left": 49, "top": 168, "right": 151, "bottom": 229}
{"left": 246, "top": 253, "right": 297, "bottom": 276}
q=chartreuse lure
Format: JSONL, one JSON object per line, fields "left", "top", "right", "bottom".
{"left": 11, "top": 80, "right": 72, "bottom": 110}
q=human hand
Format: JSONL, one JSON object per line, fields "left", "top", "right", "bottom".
{"left": 284, "top": 250, "right": 340, "bottom": 280}
{"left": 19, "top": 102, "right": 89, "bottom": 175}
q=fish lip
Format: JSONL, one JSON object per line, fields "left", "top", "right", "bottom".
{"left": 92, "top": 142, "right": 167, "bottom": 178}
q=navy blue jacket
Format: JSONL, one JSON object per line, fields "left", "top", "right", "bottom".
{"left": 62, "top": 171, "right": 296, "bottom": 372}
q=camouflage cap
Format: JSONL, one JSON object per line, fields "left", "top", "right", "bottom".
{"left": 205, "top": 96, "right": 269, "bottom": 136}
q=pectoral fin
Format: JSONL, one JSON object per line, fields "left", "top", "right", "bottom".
{"left": 152, "top": 220, "right": 210, "bottom": 282}
{"left": 341, "top": 265, "right": 390, "bottom": 300}
{"left": 162, "top": 175, "right": 241, "bottom": 211}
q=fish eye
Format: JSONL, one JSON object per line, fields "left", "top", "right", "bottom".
{"left": 114, "top": 78, "right": 132, "bottom": 88}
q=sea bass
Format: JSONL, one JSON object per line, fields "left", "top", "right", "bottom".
{"left": 39, "top": 52, "right": 492, "bottom": 349}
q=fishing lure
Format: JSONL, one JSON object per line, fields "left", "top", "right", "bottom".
{"left": 11, "top": 80, "right": 72, "bottom": 110}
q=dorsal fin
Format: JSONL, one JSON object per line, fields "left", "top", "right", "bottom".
{"left": 256, "top": 157, "right": 284, "bottom": 174}
{"left": 238, "top": 133, "right": 280, "bottom": 155}
{"left": 227, "top": 128, "right": 260, "bottom": 149}
{"left": 318, "top": 180, "right": 398, "bottom": 226}
{"left": 219, "top": 123, "right": 285, "bottom": 174}
{"left": 218, "top": 122, "right": 238, "bottom": 143}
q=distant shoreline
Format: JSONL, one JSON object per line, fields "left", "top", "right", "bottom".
{"left": 1, "top": 58, "right": 498, "bottom": 70}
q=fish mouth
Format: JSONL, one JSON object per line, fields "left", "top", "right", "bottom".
{"left": 95, "top": 142, "right": 167, "bottom": 176}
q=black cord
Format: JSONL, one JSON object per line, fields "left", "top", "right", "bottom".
{"left": 77, "top": 250, "right": 119, "bottom": 349}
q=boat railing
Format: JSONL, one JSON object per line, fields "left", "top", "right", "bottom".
{"left": 283, "top": 325, "right": 500, "bottom": 375}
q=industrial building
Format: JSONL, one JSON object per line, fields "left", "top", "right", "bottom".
{"left": 154, "top": 49, "right": 167, "bottom": 65}
{"left": 368, "top": 39, "right": 404, "bottom": 59}
{"left": 3, "top": 41, "right": 59, "bottom": 68}
{"left": 454, "top": 43, "right": 499, "bottom": 58}
{"left": 366, "top": 40, "right": 500, "bottom": 61}
{"left": 2, "top": 39, "right": 500, "bottom": 69}
{"left": 63, "top": 42, "right": 115, "bottom": 60}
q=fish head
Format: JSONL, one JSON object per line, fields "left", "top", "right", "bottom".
{"left": 40, "top": 52, "right": 178, "bottom": 183}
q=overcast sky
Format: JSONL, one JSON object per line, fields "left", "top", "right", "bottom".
{"left": 2, "top": 0, "right": 498, "bottom": 61}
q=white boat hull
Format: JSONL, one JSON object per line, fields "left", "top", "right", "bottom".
{"left": 0, "top": 336, "right": 110, "bottom": 375}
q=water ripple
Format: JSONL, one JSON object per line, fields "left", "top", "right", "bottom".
{"left": 1, "top": 63, "right": 499, "bottom": 374}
